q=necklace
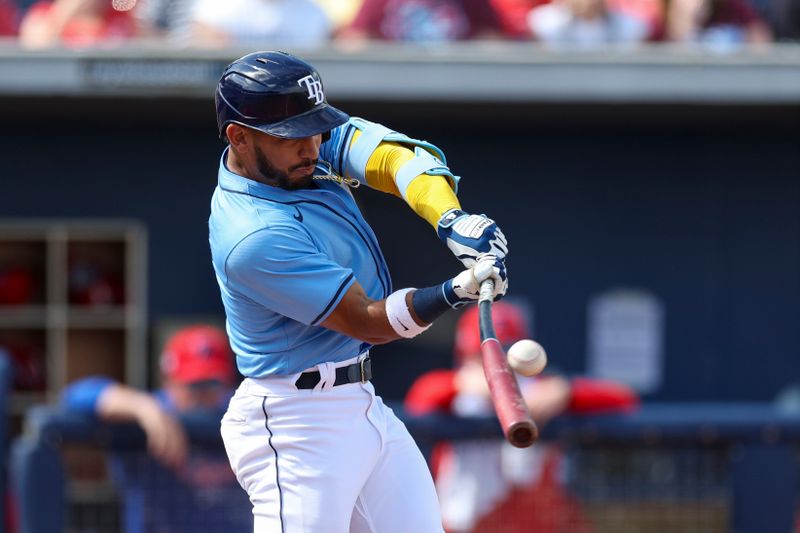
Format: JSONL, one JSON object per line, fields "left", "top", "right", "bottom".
{"left": 313, "top": 161, "right": 360, "bottom": 189}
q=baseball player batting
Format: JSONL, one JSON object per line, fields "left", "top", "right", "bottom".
{"left": 209, "top": 51, "right": 509, "bottom": 533}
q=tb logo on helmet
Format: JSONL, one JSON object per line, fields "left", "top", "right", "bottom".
{"left": 298, "top": 75, "right": 325, "bottom": 105}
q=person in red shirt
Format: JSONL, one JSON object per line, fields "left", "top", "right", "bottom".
{"left": 406, "top": 300, "right": 638, "bottom": 533}
{"left": 342, "top": 0, "right": 510, "bottom": 42}
{"left": 18, "top": 0, "right": 136, "bottom": 48}
{"left": 490, "top": 0, "right": 664, "bottom": 41}
{"left": 0, "top": 0, "right": 20, "bottom": 35}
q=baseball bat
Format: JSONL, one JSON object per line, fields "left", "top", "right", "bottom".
{"left": 478, "top": 280, "right": 539, "bottom": 447}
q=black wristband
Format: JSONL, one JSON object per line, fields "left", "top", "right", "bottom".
{"left": 411, "top": 283, "right": 454, "bottom": 324}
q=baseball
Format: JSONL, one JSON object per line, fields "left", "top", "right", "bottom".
{"left": 507, "top": 339, "right": 547, "bottom": 376}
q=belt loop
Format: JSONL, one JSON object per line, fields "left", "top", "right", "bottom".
{"left": 360, "top": 356, "right": 370, "bottom": 384}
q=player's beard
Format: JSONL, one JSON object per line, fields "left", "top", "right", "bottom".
{"left": 254, "top": 146, "right": 315, "bottom": 191}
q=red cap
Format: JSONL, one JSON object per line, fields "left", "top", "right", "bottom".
{"left": 454, "top": 301, "right": 530, "bottom": 362}
{"left": 160, "top": 325, "right": 235, "bottom": 384}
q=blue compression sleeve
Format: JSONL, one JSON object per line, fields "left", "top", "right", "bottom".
{"left": 411, "top": 281, "right": 460, "bottom": 324}
{"left": 61, "top": 376, "right": 115, "bottom": 415}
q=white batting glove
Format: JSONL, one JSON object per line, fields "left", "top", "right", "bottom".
{"left": 443, "top": 254, "right": 508, "bottom": 308}
{"left": 437, "top": 209, "right": 508, "bottom": 267}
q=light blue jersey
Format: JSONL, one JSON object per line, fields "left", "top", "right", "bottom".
{"left": 209, "top": 123, "right": 392, "bottom": 377}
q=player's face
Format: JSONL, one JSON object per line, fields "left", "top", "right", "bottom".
{"left": 167, "top": 380, "right": 229, "bottom": 410}
{"left": 566, "top": 0, "right": 605, "bottom": 19}
{"left": 251, "top": 131, "right": 322, "bottom": 190}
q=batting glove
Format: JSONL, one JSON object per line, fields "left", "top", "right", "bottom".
{"left": 437, "top": 209, "right": 508, "bottom": 267}
{"left": 443, "top": 253, "right": 508, "bottom": 308}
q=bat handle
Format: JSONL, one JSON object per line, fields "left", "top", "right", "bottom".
{"left": 479, "top": 279, "right": 495, "bottom": 304}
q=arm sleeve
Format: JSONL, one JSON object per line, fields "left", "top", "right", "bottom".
{"left": 404, "top": 370, "right": 459, "bottom": 415}
{"left": 321, "top": 123, "right": 461, "bottom": 228}
{"left": 363, "top": 134, "right": 461, "bottom": 227}
{"left": 225, "top": 225, "right": 356, "bottom": 326}
{"left": 60, "top": 376, "right": 115, "bottom": 416}
{"left": 567, "top": 377, "right": 640, "bottom": 414}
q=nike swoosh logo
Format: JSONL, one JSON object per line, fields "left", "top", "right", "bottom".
{"left": 397, "top": 320, "right": 410, "bottom": 331}
{"left": 293, "top": 207, "right": 303, "bottom": 222}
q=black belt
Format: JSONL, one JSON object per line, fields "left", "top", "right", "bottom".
{"left": 295, "top": 356, "right": 372, "bottom": 390}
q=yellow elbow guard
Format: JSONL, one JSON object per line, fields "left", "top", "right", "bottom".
{"left": 345, "top": 117, "right": 460, "bottom": 197}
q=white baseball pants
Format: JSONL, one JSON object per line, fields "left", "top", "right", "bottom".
{"left": 220, "top": 356, "right": 444, "bottom": 533}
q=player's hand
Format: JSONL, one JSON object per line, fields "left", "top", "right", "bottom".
{"left": 437, "top": 209, "right": 508, "bottom": 267}
{"left": 135, "top": 399, "right": 189, "bottom": 469}
{"left": 444, "top": 253, "right": 508, "bottom": 308}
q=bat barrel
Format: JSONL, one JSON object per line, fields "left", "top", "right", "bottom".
{"left": 478, "top": 280, "right": 539, "bottom": 447}
{"left": 481, "top": 338, "right": 539, "bottom": 447}
{"left": 508, "top": 420, "right": 539, "bottom": 448}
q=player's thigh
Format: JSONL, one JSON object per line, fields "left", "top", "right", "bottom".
{"left": 351, "top": 404, "right": 444, "bottom": 533}
{"left": 223, "top": 388, "right": 382, "bottom": 532}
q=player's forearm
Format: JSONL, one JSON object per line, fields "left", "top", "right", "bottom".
{"left": 96, "top": 384, "right": 161, "bottom": 425}
{"left": 404, "top": 175, "right": 461, "bottom": 227}
{"left": 351, "top": 129, "right": 460, "bottom": 228}
{"left": 320, "top": 284, "right": 405, "bottom": 344}
{"left": 322, "top": 292, "right": 432, "bottom": 345}
{"left": 323, "top": 257, "right": 506, "bottom": 344}
{"left": 364, "top": 144, "right": 460, "bottom": 227}
{"left": 321, "top": 282, "right": 452, "bottom": 344}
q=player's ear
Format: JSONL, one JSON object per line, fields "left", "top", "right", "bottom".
{"left": 226, "top": 124, "right": 248, "bottom": 152}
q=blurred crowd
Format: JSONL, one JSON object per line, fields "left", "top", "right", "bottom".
{"left": 0, "top": 0, "right": 796, "bottom": 50}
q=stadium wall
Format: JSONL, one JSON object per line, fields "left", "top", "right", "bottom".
{"left": 1, "top": 45, "right": 798, "bottom": 402}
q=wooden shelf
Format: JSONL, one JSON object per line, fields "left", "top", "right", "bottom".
{"left": 65, "top": 307, "right": 129, "bottom": 328}
{"left": 0, "top": 220, "right": 147, "bottom": 412}
{"left": 0, "top": 306, "right": 48, "bottom": 328}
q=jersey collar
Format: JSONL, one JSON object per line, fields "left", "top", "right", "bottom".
{"left": 217, "top": 147, "right": 328, "bottom": 201}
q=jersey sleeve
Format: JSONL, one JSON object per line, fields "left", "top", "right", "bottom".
{"left": 567, "top": 377, "right": 640, "bottom": 414}
{"left": 225, "top": 224, "right": 356, "bottom": 326}
{"left": 60, "top": 376, "right": 115, "bottom": 416}
{"left": 404, "top": 369, "right": 458, "bottom": 415}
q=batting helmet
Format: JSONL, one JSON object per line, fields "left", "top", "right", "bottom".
{"left": 454, "top": 301, "right": 530, "bottom": 361}
{"left": 215, "top": 51, "right": 349, "bottom": 140}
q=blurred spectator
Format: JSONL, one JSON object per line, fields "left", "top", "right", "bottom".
{"left": 491, "top": 0, "right": 547, "bottom": 36}
{"left": 0, "top": 0, "right": 20, "bottom": 35}
{"left": 132, "top": 0, "right": 194, "bottom": 44}
{"left": 341, "top": 0, "right": 511, "bottom": 42}
{"left": 61, "top": 325, "right": 249, "bottom": 532}
{"left": 18, "top": 0, "right": 135, "bottom": 48}
{"left": 492, "top": 0, "right": 663, "bottom": 40}
{"left": 189, "top": 0, "right": 331, "bottom": 47}
{"left": 315, "top": 0, "right": 364, "bottom": 36}
{"left": 665, "top": 0, "right": 772, "bottom": 45}
{"left": 527, "top": 0, "right": 656, "bottom": 45}
{"left": 608, "top": 0, "right": 664, "bottom": 30}
{"left": 405, "top": 301, "right": 638, "bottom": 533}
{"left": 771, "top": 0, "right": 800, "bottom": 39}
